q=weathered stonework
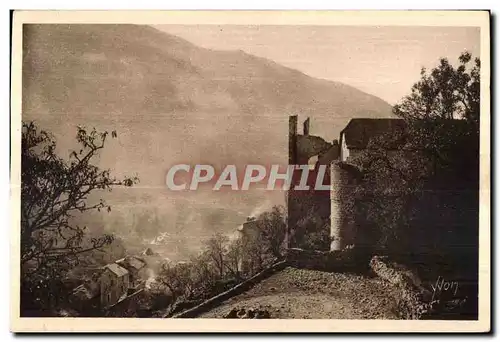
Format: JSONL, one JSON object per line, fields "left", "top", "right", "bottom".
{"left": 287, "top": 115, "right": 357, "bottom": 252}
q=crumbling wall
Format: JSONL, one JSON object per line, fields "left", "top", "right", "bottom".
{"left": 369, "top": 256, "right": 432, "bottom": 319}
{"left": 172, "top": 261, "right": 288, "bottom": 318}
{"left": 288, "top": 191, "right": 330, "bottom": 250}
{"left": 288, "top": 115, "right": 356, "bottom": 252}
{"left": 285, "top": 247, "right": 364, "bottom": 272}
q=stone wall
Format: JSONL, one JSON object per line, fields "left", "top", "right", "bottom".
{"left": 287, "top": 116, "right": 336, "bottom": 252}
{"left": 285, "top": 247, "right": 365, "bottom": 273}
{"left": 105, "top": 289, "right": 144, "bottom": 317}
{"left": 369, "top": 256, "right": 432, "bottom": 319}
{"left": 171, "top": 261, "right": 288, "bottom": 318}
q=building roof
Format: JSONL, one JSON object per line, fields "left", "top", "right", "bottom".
{"left": 340, "top": 118, "right": 406, "bottom": 150}
{"left": 116, "top": 256, "right": 146, "bottom": 271}
{"left": 242, "top": 220, "right": 259, "bottom": 231}
{"left": 71, "top": 282, "right": 99, "bottom": 301}
{"left": 104, "top": 263, "right": 129, "bottom": 277}
{"left": 142, "top": 247, "right": 157, "bottom": 256}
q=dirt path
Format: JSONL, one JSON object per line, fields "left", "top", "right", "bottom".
{"left": 199, "top": 267, "right": 401, "bottom": 319}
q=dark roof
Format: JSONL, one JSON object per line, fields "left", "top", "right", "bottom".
{"left": 116, "top": 256, "right": 146, "bottom": 271}
{"left": 104, "top": 263, "right": 129, "bottom": 277}
{"left": 340, "top": 118, "right": 406, "bottom": 149}
{"left": 142, "top": 247, "right": 157, "bottom": 256}
{"left": 71, "top": 282, "right": 100, "bottom": 301}
{"left": 242, "top": 220, "right": 259, "bottom": 231}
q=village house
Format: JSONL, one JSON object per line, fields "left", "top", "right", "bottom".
{"left": 100, "top": 263, "right": 130, "bottom": 309}
{"left": 69, "top": 280, "right": 101, "bottom": 313}
{"left": 115, "top": 255, "right": 147, "bottom": 291}
{"left": 69, "top": 254, "right": 148, "bottom": 313}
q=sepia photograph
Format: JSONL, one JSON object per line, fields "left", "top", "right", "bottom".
{"left": 10, "top": 10, "right": 490, "bottom": 332}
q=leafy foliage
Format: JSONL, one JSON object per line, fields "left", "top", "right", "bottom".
{"left": 254, "top": 205, "right": 287, "bottom": 259}
{"left": 394, "top": 52, "right": 480, "bottom": 124}
{"left": 345, "top": 53, "right": 481, "bottom": 319}
{"left": 349, "top": 52, "right": 480, "bottom": 262}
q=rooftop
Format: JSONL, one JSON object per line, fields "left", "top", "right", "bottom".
{"left": 104, "top": 263, "right": 129, "bottom": 277}
{"left": 116, "top": 256, "right": 146, "bottom": 271}
{"left": 340, "top": 118, "right": 406, "bottom": 150}
{"left": 71, "top": 282, "right": 100, "bottom": 301}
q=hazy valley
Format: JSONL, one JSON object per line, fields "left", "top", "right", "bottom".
{"left": 22, "top": 24, "right": 393, "bottom": 260}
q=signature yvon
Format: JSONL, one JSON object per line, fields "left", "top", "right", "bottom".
{"left": 431, "top": 276, "right": 459, "bottom": 301}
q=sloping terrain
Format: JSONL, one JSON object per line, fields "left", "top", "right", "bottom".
{"left": 199, "top": 267, "right": 401, "bottom": 319}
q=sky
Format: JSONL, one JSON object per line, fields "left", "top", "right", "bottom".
{"left": 156, "top": 25, "right": 480, "bottom": 105}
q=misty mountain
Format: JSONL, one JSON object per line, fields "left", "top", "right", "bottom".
{"left": 22, "top": 24, "right": 393, "bottom": 257}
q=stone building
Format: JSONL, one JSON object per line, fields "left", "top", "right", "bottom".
{"left": 339, "top": 118, "right": 406, "bottom": 162}
{"left": 115, "top": 256, "right": 147, "bottom": 291}
{"left": 100, "top": 263, "right": 130, "bottom": 309}
{"left": 69, "top": 254, "right": 149, "bottom": 313}
{"left": 287, "top": 115, "right": 406, "bottom": 252}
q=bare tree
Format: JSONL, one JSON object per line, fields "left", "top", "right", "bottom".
{"left": 204, "top": 232, "right": 229, "bottom": 279}
{"left": 188, "top": 252, "right": 217, "bottom": 296}
{"left": 224, "top": 237, "right": 244, "bottom": 280}
{"left": 20, "top": 121, "right": 139, "bottom": 313}
{"left": 157, "top": 260, "right": 194, "bottom": 316}
{"left": 245, "top": 232, "right": 267, "bottom": 273}
{"left": 256, "top": 205, "right": 286, "bottom": 259}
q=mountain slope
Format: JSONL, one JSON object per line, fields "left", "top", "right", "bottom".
{"left": 22, "top": 24, "right": 393, "bottom": 257}
{"left": 23, "top": 24, "right": 392, "bottom": 118}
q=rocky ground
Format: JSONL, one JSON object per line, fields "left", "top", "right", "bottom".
{"left": 198, "top": 267, "right": 402, "bottom": 319}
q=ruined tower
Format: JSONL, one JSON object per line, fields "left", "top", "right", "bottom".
{"left": 286, "top": 115, "right": 364, "bottom": 252}
{"left": 329, "top": 162, "right": 350, "bottom": 251}
{"left": 287, "top": 115, "right": 340, "bottom": 251}
{"left": 286, "top": 115, "right": 298, "bottom": 249}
